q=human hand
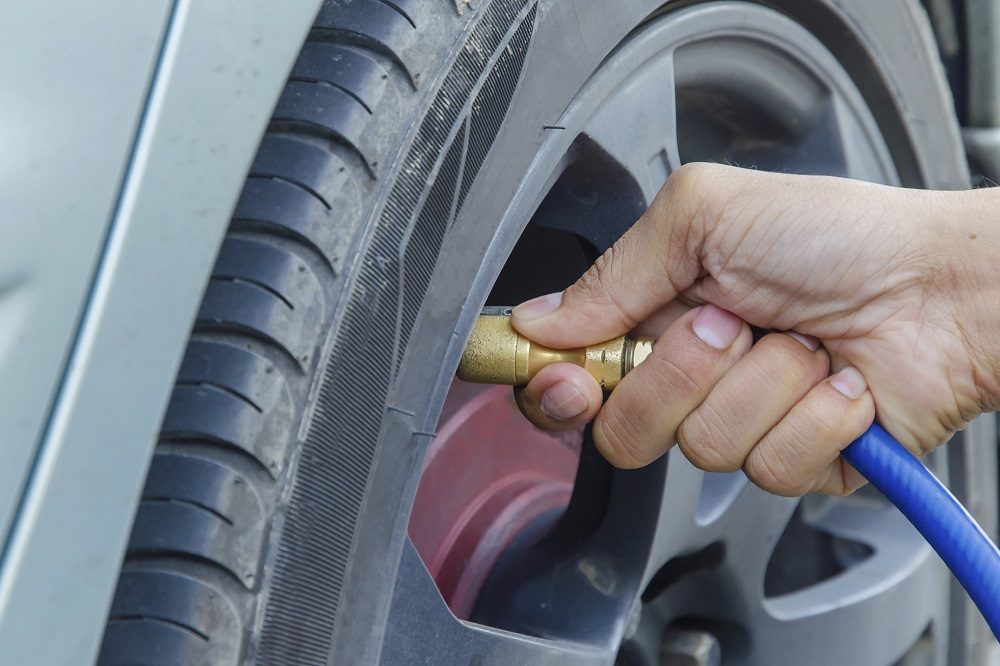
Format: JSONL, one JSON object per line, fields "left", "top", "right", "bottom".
{"left": 511, "top": 163, "right": 1000, "bottom": 496}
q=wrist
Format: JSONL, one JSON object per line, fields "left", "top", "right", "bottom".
{"left": 935, "top": 188, "right": 1000, "bottom": 409}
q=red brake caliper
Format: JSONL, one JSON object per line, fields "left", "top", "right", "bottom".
{"left": 408, "top": 381, "right": 581, "bottom": 618}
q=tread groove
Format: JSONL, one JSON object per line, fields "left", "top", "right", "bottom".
{"left": 157, "top": 434, "right": 276, "bottom": 480}
{"left": 187, "top": 328, "right": 308, "bottom": 396}
{"left": 372, "top": 0, "right": 417, "bottom": 28}
{"left": 224, "top": 224, "right": 339, "bottom": 292}
{"left": 141, "top": 496, "right": 235, "bottom": 527}
{"left": 174, "top": 379, "right": 264, "bottom": 413}
{"left": 306, "top": 27, "right": 414, "bottom": 88}
{"left": 266, "top": 119, "right": 375, "bottom": 178}
{"left": 154, "top": 439, "right": 278, "bottom": 491}
{"left": 286, "top": 75, "right": 374, "bottom": 114}
{"left": 191, "top": 321, "right": 306, "bottom": 374}
{"left": 123, "top": 550, "right": 252, "bottom": 591}
{"left": 229, "top": 218, "right": 333, "bottom": 273}
{"left": 208, "top": 275, "right": 296, "bottom": 310}
{"left": 107, "top": 616, "right": 209, "bottom": 642}
{"left": 247, "top": 172, "right": 334, "bottom": 210}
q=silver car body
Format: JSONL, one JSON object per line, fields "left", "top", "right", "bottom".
{"left": 0, "top": 2, "right": 320, "bottom": 663}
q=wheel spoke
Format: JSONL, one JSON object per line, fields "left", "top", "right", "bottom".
{"left": 578, "top": 50, "right": 681, "bottom": 201}
{"left": 649, "top": 497, "right": 942, "bottom": 665}
{"left": 713, "top": 483, "right": 800, "bottom": 581}
{"left": 528, "top": 46, "right": 679, "bottom": 252}
{"left": 643, "top": 451, "right": 725, "bottom": 582}
{"left": 640, "top": 452, "right": 799, "bottom": 606}
{"left": 752, "top": 502, "right": 942, "bottom": 665}
{"left": 469, "top": 438, "right": 668, "bottom": 645}
{"left": 831, "top": 96, "right": 899, "bottom": 184}
{"left": 383, "top": 539, "right": 612, "bottom": 664}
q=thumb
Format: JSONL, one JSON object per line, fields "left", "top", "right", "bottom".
{"left": 511, "top": 164, "right": 711, "bottom": 348}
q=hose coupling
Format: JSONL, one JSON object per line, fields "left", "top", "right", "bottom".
{"left": 457, "top": 306, "right": 654, "bottom": 390}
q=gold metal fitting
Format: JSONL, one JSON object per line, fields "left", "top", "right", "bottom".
{"left": 457, "top": 307, "right": 654, "bottom": 390}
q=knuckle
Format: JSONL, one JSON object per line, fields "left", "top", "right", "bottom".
{"left": 569, "top": 238, "right": 640, "bottom": 329}
{"left": 573, "top": 261, "right": 604, "bottom": 299}
{"left": 758, "top": 334, "right": 826, "bottom": 383}
{"left": 652, "top": 163, "right": 726, "bottom": 256}
{"left": 848, "top": 393, "right": 876, "bottom": 433}
{"left": 588, "top": 239, "right": 624, "bottom": 284}
{"left": 778, "top": 417, "right": 834, "bottom": 466}
{"left": 677, "top": 406, "right": 741, "bottom": 472}
{"left": 815, "top": 461, "right": 858, "bottom": 497}
{"left": 665, "top": 163, "right": 713, "bottom": 199}
{"left": 661, "top": 163, "right": 721, "bottom": 224}
{"left": 745, "top": 447, "right": 802, "bottom": 496}
{"left": 677, "top": 431, "right": 729, "bottom": 473}
{"left": 594, "top": 403, "right": 648, "bottom": 468}
{"left": 798, "top": 400, "right": 840, "bottom": 442}
{"left": 825, "top": 480, "right": 854, "bottom": 498}
{"left": 645, "top": 352, "right": 706, "bottom": 400}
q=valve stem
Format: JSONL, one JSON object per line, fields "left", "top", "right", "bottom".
{"left": 457, "top": 307, "right": 654, "bottom": 390}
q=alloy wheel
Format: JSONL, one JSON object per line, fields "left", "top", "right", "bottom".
{"left": 389, "top": 4, "right": 953, "bottom": 664}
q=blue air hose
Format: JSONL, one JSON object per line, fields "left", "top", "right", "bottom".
{"left": 842, "top": 423, "right": 1000, "bottom": 639}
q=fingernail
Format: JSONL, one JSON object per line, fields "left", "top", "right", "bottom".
{"left": 786, "top": 331, "right": 820, "bottom": 351}
{"left": 691, "top": 304, "right": 742, "bottom": 349}
{"left": 514, "top": 292, "right": 563, "bottom": 323}
{"left": 830, "top": 367, "right": 867, "bottom": 400}
{"left": 541, "top": 381, "right": 588, "bottom": 422}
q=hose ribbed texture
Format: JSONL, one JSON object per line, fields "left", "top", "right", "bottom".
{"left": 843, "top": 423, "right": 1000, "bottom": 639}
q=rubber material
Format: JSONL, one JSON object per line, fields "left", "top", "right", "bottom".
{"left": 844, "top": 424, "right": 1000, "bottom": 638}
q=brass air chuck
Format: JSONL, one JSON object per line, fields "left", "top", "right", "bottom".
{"left": 457, "top": 306, "right": 655, "bottom": 390}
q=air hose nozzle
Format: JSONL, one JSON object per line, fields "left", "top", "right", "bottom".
{"left": 457, "top": 307, "right": 654, "bottom": 390}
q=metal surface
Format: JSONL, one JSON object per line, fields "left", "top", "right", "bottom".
{"left": 0, "top": 1, "right": 322, "bottom": 664}
{"left": 963, "top": 0, "right": 1000, "bottom": 186}
{"left": 408, "top": 381, "right": 580, "bottom": 618}
{"left": 659, "top": 628, "right": 721, "bottom": 666}
{"left": 965, "top": 0, "right": 1000, "bottom": 127}
{"left": 965, "top": 127, "right": 1000, "bottom": 185}
{"left": 0, "top": 0, "right": 172, "bottom": 553}
{"left": 382, "top": 539, "right": 609, "bottom": 665}
{"left": 947, "top": 414, "right": 1000, "bottom": 664}
{"left": 457, "top": 307, "right": 654, "bottom": 389}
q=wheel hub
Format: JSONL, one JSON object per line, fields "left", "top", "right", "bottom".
{"left": 408, "top": 381, "right": 581, "bottom": 618}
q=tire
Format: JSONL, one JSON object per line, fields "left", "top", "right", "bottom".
{"left": 97, "top": 1, "right": 995, "bottom": 664}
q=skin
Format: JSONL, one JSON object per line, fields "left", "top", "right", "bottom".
{"left": 511, "top": 163, "right": 1000, "bottom": 497}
